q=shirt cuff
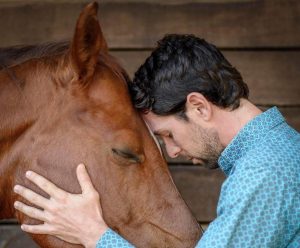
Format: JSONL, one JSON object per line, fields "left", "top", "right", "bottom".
{"left": 96, "top": 228, "right": 135, "bottom": 248}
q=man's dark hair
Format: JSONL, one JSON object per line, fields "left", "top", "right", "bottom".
{"left": 130, "top": 34, "right": 249, "bottom": 118}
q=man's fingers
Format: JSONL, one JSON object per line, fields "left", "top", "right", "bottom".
{"left": 76, "top": 163, "right": 96, "bottom": 194}
{"left": 14, "top": 201, "right": 47, "bottom": 222}
{"left": 21, "top": 223, "right": 53, "bottom": 235}
{"left": 25, "top": 171, "right": 67, "bottom": 200}
{"left": 14, "top": 185, "right": 49, "bottom": 209}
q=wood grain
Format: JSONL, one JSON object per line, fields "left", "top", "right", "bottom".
{"left": 0, "top": 1, "right": 299, "bottom": 48}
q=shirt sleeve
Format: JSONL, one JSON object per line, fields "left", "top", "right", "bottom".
{"left": 96, "top": 228, "right": 135, "bottom": 248}
{"left": 195, "top": 163, "right": 300, "bottom": 248}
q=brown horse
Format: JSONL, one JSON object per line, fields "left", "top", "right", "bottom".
{"left": 0, "top": 2, "right": 200, "bottom": 248}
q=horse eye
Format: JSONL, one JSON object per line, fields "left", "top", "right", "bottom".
{"left": 112, "top": 148, "right": 141, "bottom": 163}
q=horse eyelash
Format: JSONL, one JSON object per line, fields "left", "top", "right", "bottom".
{"left": 112, "top": 148, "right": 140, "bottom": 163}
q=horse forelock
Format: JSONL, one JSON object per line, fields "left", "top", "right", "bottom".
{"left": 97, "top": 52, "right": 131, "bottom": 88}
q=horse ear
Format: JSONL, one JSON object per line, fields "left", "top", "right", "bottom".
{"left": 70, "top": 2, "right": 108, "bottom": 82}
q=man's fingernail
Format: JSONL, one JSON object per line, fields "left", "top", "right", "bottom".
{"left": 25, "top": 171, "right": 32, "bottom": 178}
{"left": 14, "top": 201, "right": 20, "bottom": 208}
{"left": 14, "top": 185, "right": 21, "bottom": 192}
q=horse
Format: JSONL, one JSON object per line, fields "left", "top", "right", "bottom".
{"left": 0, "top": 2, "right": 200, "bottom": 247}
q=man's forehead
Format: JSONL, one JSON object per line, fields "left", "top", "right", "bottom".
{"left": 140, "top": 111, "right": 181, "bottom": 136}
{"left": 141, "top": 112, "right": 165, "bottom": 133}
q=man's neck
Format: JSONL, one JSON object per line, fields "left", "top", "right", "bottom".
{"left": 214, "top": 99, "right": 262, "bottom": 147}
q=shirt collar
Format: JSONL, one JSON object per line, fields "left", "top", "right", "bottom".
{"left": 218, "top": 107, "right": 285, "bottom": 176}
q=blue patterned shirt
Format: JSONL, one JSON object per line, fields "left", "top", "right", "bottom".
{"left": 96, "top": 107, "right": 300, "bottom": 248}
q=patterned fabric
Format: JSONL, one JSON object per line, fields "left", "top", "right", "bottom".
{"left": 96, "top": 107, "right": 300, "bottom": 248}
{"left": 197, "top": 107, "right": 300, "bottom": 248}
{"left": 96, "top": 228, "right": 135, "bottom": 247}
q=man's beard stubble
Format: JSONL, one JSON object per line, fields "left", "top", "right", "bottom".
{"left": 192, "top": 124, "right": 225, "bottom": 169}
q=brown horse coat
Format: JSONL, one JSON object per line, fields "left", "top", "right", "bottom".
{"left": 0, "top": 2, "right": 200, "bottom": 247}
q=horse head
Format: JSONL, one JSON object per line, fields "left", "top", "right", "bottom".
{"left": 0, "top": 2, "right": 200, "bottom": 247}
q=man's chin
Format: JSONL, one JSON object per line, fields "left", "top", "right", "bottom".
{"left": 192, "top": 158, "right": 219, "bottom": 169}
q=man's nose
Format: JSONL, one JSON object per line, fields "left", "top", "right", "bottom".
{"left": 165, "top": 141, "right": 181, "bottom": 158}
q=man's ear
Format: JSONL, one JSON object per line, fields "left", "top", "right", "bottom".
{"left": 70, "top": 2, "right": 108, "bottom": 83}
{"left": 186, "top": 92, "right": 212, "bottom": 121}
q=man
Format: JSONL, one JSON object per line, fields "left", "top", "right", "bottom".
{"left": 13, "top": 35, "right": 300, "bottom": 247}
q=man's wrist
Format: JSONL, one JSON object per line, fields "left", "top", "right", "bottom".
{"left": 83, "top": 225, "right": 109, "bottom": 248}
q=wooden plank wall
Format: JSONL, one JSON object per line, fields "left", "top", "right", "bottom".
{"left": 0, "top": 0, "right": 299, "bottom": 246}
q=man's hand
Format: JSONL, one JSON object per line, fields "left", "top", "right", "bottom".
{"left": 13, "top": 163, "right": 108, "bottom": 248}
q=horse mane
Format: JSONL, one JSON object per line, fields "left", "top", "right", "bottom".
{"left": 0, "top": 41, "right": 131, "bottom": 85}
{"left": 0, "top": 42, "right": 70, "bottom": 68}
